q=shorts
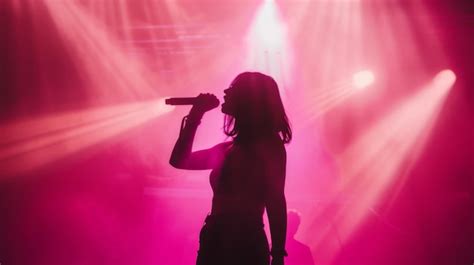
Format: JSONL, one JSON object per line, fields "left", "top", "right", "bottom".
{"left": 196, "top": 214, "right": 270, "bottom": 265}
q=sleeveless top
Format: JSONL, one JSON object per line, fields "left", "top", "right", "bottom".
{"left": 208, "top": 135, "right": 284, "bottom": 218}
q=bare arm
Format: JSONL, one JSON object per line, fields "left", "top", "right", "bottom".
{"left": 264, "top": 145, "right": 288, "bottom": 264}
{"left": 169, "top": 114, "right": 228, "bottom": 169}
{"left": 169, "top": 94, "right": 226, "bottom": 170}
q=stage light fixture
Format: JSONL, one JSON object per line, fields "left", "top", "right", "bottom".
{"left": 433, "top": 69, "right": 456, "bottom": 90}
{"left": 352, "top": 70, "right": 375, "bottom": 89}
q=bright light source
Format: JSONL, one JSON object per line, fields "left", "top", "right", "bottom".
{"left": 252, "top": 0, "right": 284, "bottom": 50}
{"left": 244, "top": 0, "right": 292, "bottom": 96}
{"left": 433, "top": 69, "right": 456, "bottom": 90}
{"left": 352, "top": 70, "right": 375, "bottom": 89}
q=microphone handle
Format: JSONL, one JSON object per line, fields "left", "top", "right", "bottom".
{"left": 165, "top": 97, "right": 196, "bottom": 105}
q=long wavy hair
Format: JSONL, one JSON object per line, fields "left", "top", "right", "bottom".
{"left": 224, "top": 72, "right": 292, "bottom": 144}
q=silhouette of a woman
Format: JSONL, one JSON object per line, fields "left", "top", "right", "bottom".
{"left": 170, "top": 72, "right": 291, "bottom": 265}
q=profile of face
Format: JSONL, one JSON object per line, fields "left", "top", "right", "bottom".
{"left": 221, "top": 82, "right": 238, "bottom": 116}
{"left": 221, "top": 72, "right": 278, "bottom": 118}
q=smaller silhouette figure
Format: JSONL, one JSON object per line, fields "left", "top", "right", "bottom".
{"left": 285, "top": 210, "right": 314, "bottom": 265}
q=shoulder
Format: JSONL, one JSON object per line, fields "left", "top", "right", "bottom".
{"left": 211, "top": 141, "right": 233, "bottom": 154}
{"left": 213, "top": 141, "right": 233, "bottom": 148}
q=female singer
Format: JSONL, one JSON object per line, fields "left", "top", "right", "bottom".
{"left": 170, "top": 72, "right": 291, "bottom": 265}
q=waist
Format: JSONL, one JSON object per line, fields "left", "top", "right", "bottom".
{"left": 211, "top": 195, "right": 265, "bottom": 214}
{"left": 204, "top": 213, "right": 264, "bottom": 228}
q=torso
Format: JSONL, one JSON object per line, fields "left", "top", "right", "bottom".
{"left": 209, "top": 135, "right": 284, "bottom": 217}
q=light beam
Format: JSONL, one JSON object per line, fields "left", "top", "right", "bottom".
{"left": 302, "top": 70, "right": 455, "bottom": 263}
{"left": 0, "top": 99, "right": 173, "bottom": 178}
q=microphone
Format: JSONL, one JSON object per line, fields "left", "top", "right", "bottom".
{"left": 165, "top": 95, "right": 220, "bottom": 109}
{"left": 165, "top": 97, "right": 197, "bottom": 105}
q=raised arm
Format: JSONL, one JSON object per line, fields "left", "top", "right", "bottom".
{"left": 169, "top": 93, "right": 225, "bottom": 170}
{"left": 264, "top": 144, "right": 288, "bottom": 265}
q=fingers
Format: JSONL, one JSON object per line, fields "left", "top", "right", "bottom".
{"left": 193, "top": 93, "right": 220, "bottom": 112}
{"left": 197, "top": 93, "right": 216, "bottom": 97}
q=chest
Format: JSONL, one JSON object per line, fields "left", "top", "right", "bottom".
{"left": 210, "top": 145, "right": 264, "bottom": 193}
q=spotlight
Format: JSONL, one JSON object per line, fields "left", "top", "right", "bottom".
{"left": 352, "top": 70, "right": 375, "bottom": 89}
{"left": 433, "top": 69, "right": 456, "bottom": 90}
